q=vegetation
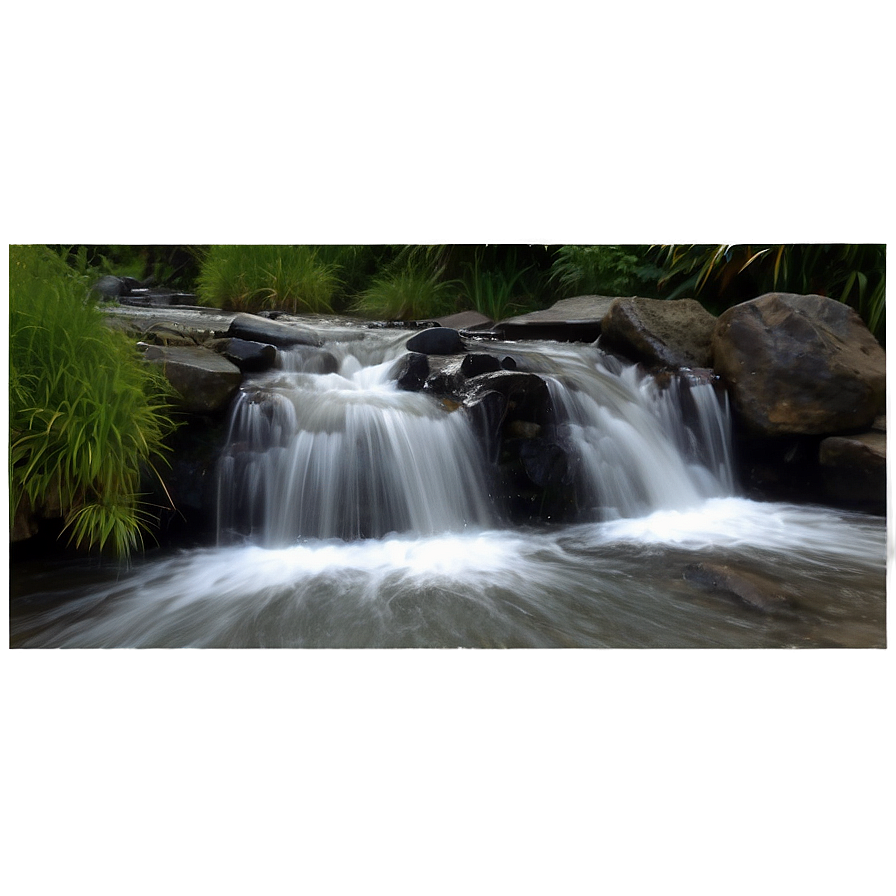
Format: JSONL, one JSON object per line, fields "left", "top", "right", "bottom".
{"left": 548, "top": 245, "right": 664, "bottom": 299}
{"left": 196, "top": 245, "right": 340, "bottom": 313}
{"left": 9, "top": 245, "right": 177, "bottom": 556}
{"left": 655, "top": 244, "right": 886, "bottom": 340}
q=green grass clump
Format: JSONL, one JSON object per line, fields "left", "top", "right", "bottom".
{"left": 9, "top": 245, "right": 177, "bottom": 557}
{"left": 352, "top": 262, "right": 458, "bottom": 321}
{"left": 196, "top": 245, "right": 340, "bottom": 314}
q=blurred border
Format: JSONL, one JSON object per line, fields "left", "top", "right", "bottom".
{"left": 0, "top": 0, "right": 896, "bottom": 894}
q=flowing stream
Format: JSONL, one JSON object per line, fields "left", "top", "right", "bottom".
{"left": 9, "top": 327, "right": 887, "bottom": 648}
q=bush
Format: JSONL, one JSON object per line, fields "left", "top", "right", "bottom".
{"left": 352, "top": 260, "right": 458, "bottom": 320}
{"left": 9, "top": 245, "right": 177, "bottom": 556}
{"left": 549, "top": 245, "right": 663, "bottom": 299}
{"left": 196, "top": 245, "right": 340, "bottom": 313}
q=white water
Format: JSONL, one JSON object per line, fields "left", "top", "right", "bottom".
{"left": 9, "top": 328, "right": 886, "bottom": 648}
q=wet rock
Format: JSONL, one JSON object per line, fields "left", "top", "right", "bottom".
{"left": 392, "top": 352, "right": 430, "bottom": 391}
{"left": 141, "top": 322, "right": 202, "bottom": 347}
{"left": 211, "top": 337, "right": 278, "bottom": 373}
{"left": 406, "top": 327, "right": 464, "bottom": 355}
{"left": 427, "top": 310, "right": 495, "bottom": 332}
{"left": 282, "top": 345, "right": 339, "bottom": 374}
{"left": 92, "top": 275, "right": 142, "bottom": 299}
{"left": 600, "top": 297, "right": 717, "bottom": 369}
{"left": 683, "top": 562, "right": 797, "bottom": 616}
{"left": 819, "top": 430, "right": 886, "bottom": 508}
{"left": 501, "top": 356, "right": 518, "bottom": 370}
{"left": 464, "top": 371, "right": 553, "bottom": 426}
{"left": 516, "top": 438, "right": 571, "bottom": 489}
{"left": 461, "top": 353, "right": 502, "bottom": 378}
{"left": 424, "top": 357, "right": 466, "bottom": 398}
{"left": 712, "top": 293, "right": 886, "bottom": 437}
{"left": 142, "top": 345, "right": 242, "bottom": 415}
{"left": 228, "top": 312, "right": 323, "bottom": 348}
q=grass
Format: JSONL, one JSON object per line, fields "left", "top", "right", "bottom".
{"left": 196, "top": 245, "right": 340, "bottom": 313}
{"left": 9, "top": 245, "right": 177, "bottom": 556}
{"left": 352, "top": 261, "right": 458, "bottom": 321}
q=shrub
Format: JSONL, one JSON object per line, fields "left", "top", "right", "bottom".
{"left": 352, "top": 260, "right": 458, "bottom": 321}
{"left": 196, "top": 245, "right": 340, "bottom": 313}
{"left": 9, "top": 245, "right": 177, "bottom": 556}
{"left": 549, "top": 245, "right": 663, "bottom": 299}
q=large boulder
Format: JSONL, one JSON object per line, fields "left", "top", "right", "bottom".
{"left": 142, "top": 345, "right": 242, "bottom": 414}
{"left": 712, "top": 293, "right": 886, "bottom": 437}
{"left": 600, "top": 297, "right": 717, "bottom": 368}
{"left": 228, "top": 312, "right": 322, "bottom": 348}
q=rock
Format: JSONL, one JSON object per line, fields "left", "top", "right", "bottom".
{"left": 281, "top": 345, "right": 339, "bottom": 374}
{"left": 140, "top": 322, "right": 201, "bottom": 347}
{"left": 428, "top": 310, "right": 495, "bottom": 332}
{"left": 228, "top": 312, "right": 323, "bottom": 348}
{"left": 461, "top": 353, "right": 502, "bottom": 378}
{"left": 683, "top": 562, "right": 797, "bottom": 616}
{"left": 406, "top": 327, "right": 464, "bottom": 355}
{"left": 494, "top": 295, "right": 615, "bottom": 342}
{"left": 517, "top": 438, "right": 570, "bottom": 489}
{"left": 213, "top": 338, "right": 277, "bottom": 373}
{"left": 712, "top": 293, "right": 886, "bottom": 437}
{"left": 463, "top": 371, "right": 553, "bottom": 426}
{"left": 600, "top": 297, "right": 717, "bottom": 368}
{"left": 819, "top": 431, "right": 886, "bottom": 507}
{"left": 93, "top": 275, "right": 131, "bottom": 299}
{"left": 392, "top": 352, "right": 430, "bottom": 391}
{"left": 143, "top": 345, "right": 242, "bottom": 415}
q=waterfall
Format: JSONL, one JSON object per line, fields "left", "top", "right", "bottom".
{"left": 215, "top": 332, "right": 736, "bottom": 546}
{"left": 216, "top": 335, "right": 496, "bottom": 545}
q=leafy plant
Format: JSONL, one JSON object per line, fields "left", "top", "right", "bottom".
{"left": 458, "top": 251, "right": 536, "bottom": 321}
{"left": 196, "top": 245, "right": 340, "bottom": 313}
{"left": 9, "top": 245, "right": 177, "bottom": 556}
{"left": 549, "top": 245, "right": 663, "bottom": 299}
{"left": 352, "top": 260, "right": 458, "bottom": 320}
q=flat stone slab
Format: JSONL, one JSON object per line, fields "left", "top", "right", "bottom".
{"left": 142, "top": 345, "right": 242, "bottom": 415}
{"left": 494, "top": 295, "right": 617, "bottom": 342}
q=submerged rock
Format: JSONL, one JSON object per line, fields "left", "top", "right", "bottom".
{"left": 712, "top": 293, "right": 886, "bottom": 437}
{"left": 683, "top": 562, "right": 797, "bottom": 616}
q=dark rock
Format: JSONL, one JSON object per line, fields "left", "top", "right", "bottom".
{"left": 214, "top": 338, "right": 278, "bottom": 373}
{"left": 517, "top": 438, "right": 571, "bottom": 489}
{"left": 683, "top": 562, "right": 797, "bottom": 616}
{"left": 461, "top": 353, "right": 502, "bottom": 378}
{"left": 392, "top": 352, "right": 430, "bottom": 391}
{"left": 93, "top": 275, "right": 131, "bottom": 299}
{"left": 228, "top": 312, "right": 323, "bottom": 348}
{"left": 406, "top": 327, "right": 464, "bottom": 355}
{"left": 819, "top": 431, "right": 886, "bottom": 508}
{"left": 501, "top": 356, "right": 518, "bottom": 371}
{"left": 143, "top": 345, "right": 242, "bottom": 415}
{"left": 712, "top": 293, "right": 886, "bottom": 437}
{"left": 494, "top": 295, "right": 616, "bottom": 342}
{"left": 600, "top": 297, "right": 717, "bottom": 368}
{"left": 464, "top": 390, "right": 508, "bottom": 463}
{"left": 424, "top": 358, "right": 466, "bottom": 398}
{"left": 140, "top": 322, "right": 201, "bottom": 347}
{"left": 464, "top": 371, "right": 553, "bottom": 426}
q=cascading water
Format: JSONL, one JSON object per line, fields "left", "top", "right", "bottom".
{"left": 215, "top": 334, "right": 496, "bottom": 545}
{"left": 9, "top": 324, "right": 886, "bottom": 649}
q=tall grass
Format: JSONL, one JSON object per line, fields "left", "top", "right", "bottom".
{"left": 196, "top": 245, "right": 340, "bottom": 313}
{"left": 9, "top": 245, "right": 177, "bottom": 556}
{"left": 352, "top": 261, "right": 458, "bottom": 320}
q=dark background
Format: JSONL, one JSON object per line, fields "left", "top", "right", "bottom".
{"left": 6, "top": 4, "right": 890, "bottom": 895}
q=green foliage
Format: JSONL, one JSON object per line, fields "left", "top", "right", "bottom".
{"left": 549, "top": 245, "right": 663, "bottom": 299}
{"left": 196, "top": 245, "right": 340, "bottom": 314}
{"left": 457, "top": 251, "right": 536, "bottom": 321}
{"left": 352, "top": 260, "right": 458, "bottom": 320}
{"left": 9, "top": 245, "right": 177, "bottom": 556}
{"left": 656, "top": 244, "right": 886, "bottom": 340}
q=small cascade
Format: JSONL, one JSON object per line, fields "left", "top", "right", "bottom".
{"left": 216, "top": 336, "right": 496, "bottom": 545}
